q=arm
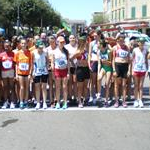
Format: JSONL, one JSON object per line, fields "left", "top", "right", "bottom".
{"left": 97, "top": 49, "right": 101, "bottom": 75}
{"left": 112, "top": 47, "right": 116, "bottom": 72}
{"left": 88, "top": 42, "right": 92, "bottom": 69}
{"left": 51, "top": 54, "right": 55, "bottom": 71}
{"left": 29, "top": 53, "right": 34, "bottom": 77}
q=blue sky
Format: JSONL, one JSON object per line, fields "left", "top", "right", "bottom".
{"left": 49, "top": 0, "right": 103, "bottom": 25}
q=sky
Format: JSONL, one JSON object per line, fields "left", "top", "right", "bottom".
{"left": 48, "top": 0, "right": 103, "bottom": 25}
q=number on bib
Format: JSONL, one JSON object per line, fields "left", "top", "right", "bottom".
{"left": 19, "top": 63, "right": 29, "bottom": 71}
{"left": 2, "top": 60, "right": 12, "bottom": 69}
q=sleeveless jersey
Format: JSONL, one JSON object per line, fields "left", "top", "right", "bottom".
{"left": 133, "top": 47, "right": 147, "bottom": 72}
{"left": 33, "top": 51, "right": 48, "bottom": 76}
{"left": 54, "top": 48, "right": 68, "bottom": 69}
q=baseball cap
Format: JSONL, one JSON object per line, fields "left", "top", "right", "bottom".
{"left": 36, "top": 39, "right": 44, "bottom": 47}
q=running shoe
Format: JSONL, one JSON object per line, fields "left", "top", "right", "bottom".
{"left": 55, "top": 102, "right": 60, "bottom": 109}
{"left": 62, "top": 102, "right": 67, "bottom": 109}
{"left": 19, "top": 102, "right": 24, "bottom": 109}
{"left": 96, "top": 93, "right": 101, "bottom": 100}
{"left": 43, "top": 102, "right": 47, "bottom": 109}
{"left": 88, "top": 97, "right": 93, "bottom": 103}
{"left": 78, "top": 103, "right": 84, "bottom": 108}
{"left": 2, "top": 102, "right": 9, "bottom": 109}
{"left": 133, "top": 100, "right": 139, "bottom": 108}
{"left": 24, "top": 102, "right": 28, "bottom": 109}
{"left": 104, "top": 101, "right": 109, "bottom": 108}
{"left": 50, "top": 103, "right": 55, "bottom": 109}
{"left": 139, "top": 100, "right": 144, "bottom": 108}
{"left": 122, "top": 101, "right": 127, "bottom": 108}
{"left": 114, "top": 101, "right": 119, "bottom": 108}
{"left": 35, "top": 102, "right": 40, "bottom": 110}
{"left": 10, "top": 102, "right": 15, "bottom": 109}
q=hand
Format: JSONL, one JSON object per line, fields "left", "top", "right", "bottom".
{"left": 15, "top": 75, "right": 19, "bottom": 81}
{"left": 67, "top": 73, "right": 70, "bottom": 79}
{"left": 113, "top": 71, "right": 117, "bottom": 77}
{"left": 28, "top": 74, "right": 32, "bottom": 80}
{"left": 146, "top": 71, "right": 148, "bottom": 77}
{"left": 127, "top": 71, "right": 131, "bottom": 77}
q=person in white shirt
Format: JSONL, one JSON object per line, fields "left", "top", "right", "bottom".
{"left": 32, "top": 39, "right": 49, "bottom": 109}
{"left": 65, "top": 35, "right": 78, "bottom": 104}
{"left": 44, "top": 35, "right": 57, "bottom": 108}
{"left": 132, "top": 37, "right": 148, "bottom": 108}
{"left": 51, "top": 36, "right": 70, "bottom": 109}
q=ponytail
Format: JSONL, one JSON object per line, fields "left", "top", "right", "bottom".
{"left": 63, "top": 47, "right": 69, "bottom": 60}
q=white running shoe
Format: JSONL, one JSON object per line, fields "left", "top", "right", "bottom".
{"left": 78, "top": 103, "right": 84, "bottom": 108}
{"left": 133, "top": 100, "right": 139, "bottom": 108}
{"left": 2, "top": 102, "right": 8, "bottom": 109}
{"left": 43, "top": 102, "right": 47, "bottom": 109}
{"left": 96, "top": 93, "right": 101, "bottom": 100}
{"left": 10, "top": 102, "right": 15, "bottom": 109}
{"left": 139, "top": 100, "right": 144, "bottom": 108}
{"left": 88, "top": 97, "right": 93, "bottom": 103}
{"left": 35, "top": 102, "right": 40, "bottom": 110}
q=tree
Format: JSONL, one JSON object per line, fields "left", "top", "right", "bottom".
{"left": 91, "top": 12, "right": 109, "bottom": 24}
{"left": 0, "top": 0, "right": 61, "bottom": 36}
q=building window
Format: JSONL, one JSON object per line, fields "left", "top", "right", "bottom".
{"left": 122, "top": 8, "right": 125, "bottom": 19}
{"left": 131, "top": 7, "right": 136, "bottom": 19}
{"left": 115, "top": 10, "right": 117, "bottom": 21}
{"left": 119, "top": 9, "right": 121, "bottom": 21}
{"left": 115, "top": 0, "right": 117, "bottom": 7}
{"left": 112, "top": 0, "right": 114, "bottom": 8}
{"left": 142, "top": 5, "right": 147, "bottom": 17}
{"left": 112, "top": 11, "right": 114, "bottom": 20}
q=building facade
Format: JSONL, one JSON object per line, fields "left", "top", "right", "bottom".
{"left": 103, "top": 0, "right": 150, "bottom": 34}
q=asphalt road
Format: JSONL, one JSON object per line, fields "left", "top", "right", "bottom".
{"left": 0, "top": 77, "right": 150, "bottom": 150}
{"left": 0, "top": 110, "right": 150, "bottom": 150}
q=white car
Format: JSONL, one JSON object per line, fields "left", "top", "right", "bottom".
{"left": 124, "top": 30, "right": 150, "bottom": 48}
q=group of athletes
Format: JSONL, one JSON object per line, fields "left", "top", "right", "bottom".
{"left": 0, "top": 28, "right": 150, "bottom": 109}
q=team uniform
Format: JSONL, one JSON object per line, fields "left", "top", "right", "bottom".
{"left": 0, "top": 51, "right": 15, "bottom": 78}
{"left": 99, "top": 49, "right": 113, "bottom": 72}
{"left": 76, "top": 51, "right": 90, "bottom": 82}
{"left": 53, "top": 47, "right": 68, "bottom": 78}
{"left": 33, "top": 50, "right": 48, "bottom": 83}
{"left": 114, "top": 45, "right": 129, "bottom": 78}
{"left": 89, "top": 40, "right": 98, "bottom": 72}
{"left": 14, "top": 50, "right": 32, "bottom": 76}
{"left": 132, "top": 47, "right": 147, "bottom": 77}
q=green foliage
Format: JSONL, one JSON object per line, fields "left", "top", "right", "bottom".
{"left": 91, "top": 13, "right": 109, "bottom": 24}
{"left": 0, "top": 0, "right": 61, "bottom": 35}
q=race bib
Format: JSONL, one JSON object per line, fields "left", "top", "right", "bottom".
{"left": 101, "top": 54, "right": 108, "bottom": 60}
{"left": 59, "top": 60, "right": 67, "bottom": 67}
{"left": 134, "top": 63, "right": 146, "bottom": 72}
{"left": 19, "top": 63, "right": 29, "bottom": 71}
{"left": 36, "top": 67, "right": 47, "bottom": 74}
{"left": 118, "top": 50, "right": 128, "bottom": 58}
{"left": 135, "top": 64, "right": 143, "bottom": 70}
{"left": 2, "top": 60, "right": 12, "bottom": 69}
{"left": 55, "top": 58, "right": 67, "bottom": 69}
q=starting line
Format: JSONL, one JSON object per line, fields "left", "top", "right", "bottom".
{"left": 0, "top": 107, "right": 150, "bottom": 112}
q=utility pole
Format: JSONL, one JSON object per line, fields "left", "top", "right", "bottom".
{"left": 16, "top": 0, "right": 20, "bottom": 36}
